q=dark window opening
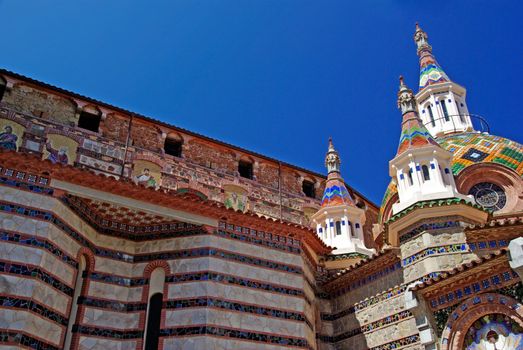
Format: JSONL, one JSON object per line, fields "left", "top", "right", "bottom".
{"left": 427, "top": 105, "right": 435, "bottom": 127}
{"left": 455, "top": 101, "right": 465, "bottom": 123}
{"left": 441, "top": 100, "right": 450, "bottom": 121}
{"left": 0, "top": 78, "right": 6, "bottom": 102}
{"left": 335, "top": 221, "right": 342, "bottom": 235}
{"left": 164, "top": 138, "right": 183, "bottom": 157}
{"left": 302, "top": 180, "right": 315, "bottom": 198}
{"left": 78, "top": 111, "right": 101, "bottom": 132}
{"left": 407, "top": 168, "right": 413, "bottom": 186}
{"left": 145, "top": 293, "right": 163, "bottom": 350}
{"left": 422, "top": 165, "right": 430, "bottom": 181}
{"left": 238, "top": 160, "right": 253, "bottom": 179}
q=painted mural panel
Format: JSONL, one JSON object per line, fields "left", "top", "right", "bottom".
{"left": 43, "top": 134, "right": 78, "bottom": 166}
{"left": 132, "top": 160, "right": 161, "bottom": 189}
{"left": 464, "top": 313, "right": 523, "bottom": 350}
{"left": 223, "top": 183, "right": 248, "bottom": 212}
{"left": 0, "top": 119, "right": 24, "bottom": 151}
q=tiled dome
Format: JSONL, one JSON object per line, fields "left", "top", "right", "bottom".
{"left": 379, "top": 132, "right": 523, "bottom": 222}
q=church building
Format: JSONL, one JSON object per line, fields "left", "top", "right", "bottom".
{"left": 0, "top": 24, "right": 522, "bottom": 350}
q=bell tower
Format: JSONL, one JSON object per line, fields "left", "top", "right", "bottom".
{"left": 414, "top": 23, "right": 474, "bottom": 137}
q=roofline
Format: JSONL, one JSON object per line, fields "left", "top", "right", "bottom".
{"left": 0, "top": 68, "right": 378, "bottom": 209}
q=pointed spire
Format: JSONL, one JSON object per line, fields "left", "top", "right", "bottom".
{"left": 396, "top": 77, "right": 440, "bottom": 155}
{"left": 414, "top": 23, "right": 450, "bottom": 90}
{"left": 325, "top": 137, "right": 341, "bottom": 174}
{"left": 397, "top": 76, "right": 417, "bottom": 115}
{"left": 321, "top": 138, "right": 354, "bottom": 208}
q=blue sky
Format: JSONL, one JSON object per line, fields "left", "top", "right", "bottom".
{"left": 1, "top": 0, "right": 521, "bottom": 204}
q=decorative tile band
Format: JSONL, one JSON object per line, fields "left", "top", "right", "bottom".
{"left": 0, "top": 295, "right": 68, "bottom": 326}
{"left": 469, "top": 239, "right": 509, "bottom": 251}
{"left": 165, "top": 297, "right": 312, "bottom": 330}
{"left": 0, "top": 167, "right": 53, "bottom": 195}
{"left": 159, "top": 325, "right": 311, "bottom": 349}
{"left": 0, "top": 330, "right": 60, "bottom": 350}
{"left": 429, "top": 269, "right": 519, "bottom": 310}
{"left": 370, "top": 334, "right": 419, "bottom": 350}
{"left": 73, "top": 325, "right": 142, "bottom": 339}
{"left": 402, "top": 244, "right": 468, "bottom": 267}
{"left": 0, "top": 259, "right": 73, "bottom": 296}
{"left": 166, "top": 271, "right": 307, "bottom": 301}
{"left": 78, "top": 296, "right": 147, "bottom": 312}
{"left": 0, "top": 230, "right": 78, "bottom": 268}
{"left": 399, "top": 220, "right": 461, "bottom": 243}
{"left": 317, "top": 310, "right": 413, "bottom": 343}
{"left": 331, "top": 261, "right": 402, "bottom": 298}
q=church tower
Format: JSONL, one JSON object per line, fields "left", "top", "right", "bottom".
{"left": 390, "top": 77, "right": 471, "bottom": 214}
{"left": 414, "top": 23, "right": 474, "bottom": 137}
{"left": 311, "top": 139, "right": 375, "bottom": 256}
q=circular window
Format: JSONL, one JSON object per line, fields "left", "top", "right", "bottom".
{"left": 468, "top": 182, "right": 506, "bottom": 211}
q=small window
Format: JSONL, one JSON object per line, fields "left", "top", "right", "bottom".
{"left": 407, "top": 168, "right": 413, "bottom": 186}
{"left": 441, "top": 100, "right": 450, "bottom": 121}
{"left": 422, "top": 165, "right": 430, "bottom": 181}
{"left": 78, "top": 111, "right": 101, "bottom": 132}
{"left": 0, "top": 77, "right": 6, "bottom": 102}
{"left": 302, "top": 180, "right": 315, "bottom": 198}
{"left": 238, "top": 160, "right": 253, "bottom": 179}
{"left": 427, "top": 105, "right": 435, "bottom": 127}
{"left": 164, "top": 137, "right": 183, "bottom": 157}
{"left": 335, "top": 221, "right": 342, "bottom": 235}
{"left": 455, "top": 100, "right": 465, "bottom": 123}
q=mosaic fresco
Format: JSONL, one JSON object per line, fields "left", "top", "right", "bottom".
{"left": 0, "top": 120, "right": 24, "bottom": 151}
{"left": 132, "top": 160, "right": 161, "bottom": 189}
{"left": 223, "top": 183, "right": 249, "bottom": 212}
{"left": 464, "top": 314, "right": 523, "bottom": 350}
{"left": 43, "top": 134, "right": 78, "bottom": 166}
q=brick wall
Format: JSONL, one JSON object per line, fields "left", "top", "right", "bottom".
{"left": 184, "top": 139, "right": 237, "bottom": 174}
{"left": 130, "top": 120, "right": 162, "bottom": 152}
{"left": 101, "top": 113, "right": 130, "bottom": 143}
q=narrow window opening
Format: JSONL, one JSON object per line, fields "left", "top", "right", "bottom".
{"left": 145, "top": 293, "right": 163, "bottom": 350}
{"left": 164, "top": 137, "right": 183, "bottom": 157}
{"left": 335, "top": 221, "right": 342, "bottom": 235}
{"left": 64, "top": 256, "right": 88, "bottom": 350}
{"left": 78, "top": 111, "right": 101, "bottom": 132}
{"left": 441, "top": 100, "right": 450, "bottom": 121}
{"left": 422, "top": 165, "right": 430, "bottom": 181}
{"left": 238, "top": 160, "right": 253, "bottom": 179}
{"left": 455, "top": 101, "right": 465, "bottom": 123}
{"left": 0, "top": 77, "right": 6, "bottom": 102}
{"left": 302, "top": 180, "right": 315, "bottom": 198}
{"left": 407, "top": 168, "right": 413, "bottom": 186}
{"left": 427, "top": 105, "right": 435, "bottom": 127}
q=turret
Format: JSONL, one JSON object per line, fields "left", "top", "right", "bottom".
{"left": 390, "top": 77, "right": 472, "bottom": 214}
{"left": 311, "top": 139, "right": 375, "bottom": 255}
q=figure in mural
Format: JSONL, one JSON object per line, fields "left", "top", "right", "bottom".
{"left": 135, "top": 168, "right": 157, "bottom": 188}
{"left": 465, "top": 314, "right": 523, "bottom": 350}
{"left": 46, "top": 142, "right": 69, "bottom": 165}
{"left": 224, "top": 191, "right": 247, "bottom": 212}
{"left": 0, "top": 125, "right": 18, "bottom": 151}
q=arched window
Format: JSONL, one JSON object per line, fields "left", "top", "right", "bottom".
{"left": 440, "top": 100, "right": 450, "bottom": 121}
{"left": 422, "top": 165, "right": 430, "bottom": 181}
{"left": 407, "top": 168, "right": 413, "bottom": 186}
{"left": 335, "top": 221, "right": 342, "bottom": 235}
{"left": 144, "top": 268, "right": 166, "bottom": 350}
{"left": 427, "top": 105, "right": 435, "bottom": 127}
{"left": 0, "top": 76, "right": 6, "bottom": 102}
{"left": 164, "top": 135, "right": 183, "bottom": 157}
{"left": 64, "top": 255, "right": 88, "bottom": 350}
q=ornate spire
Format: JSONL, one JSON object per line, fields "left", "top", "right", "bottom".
{"left": 325, "top": 137, "right": 341, "bottom": 174}
{"left": 396, "top": 77, "right": 440, "bottom": 155}
{"left": 414, "top": 23, "right": 449, "bottom": 90}
{"left": 397, "top": 76, "right": 417, "bottom": 115}
{"left": 321, "top": 138, "right": 354, "bottom": 208}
